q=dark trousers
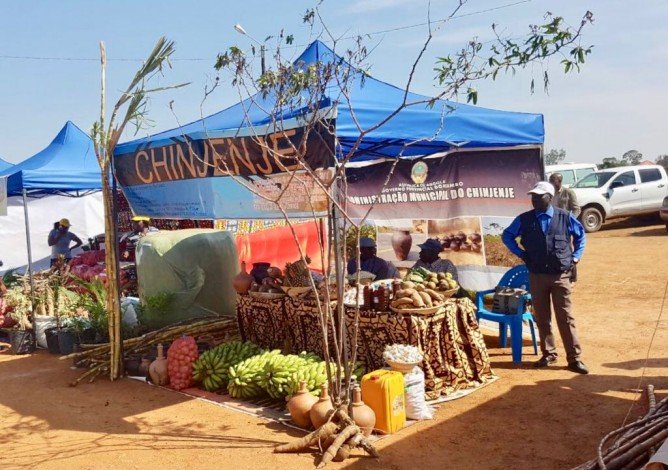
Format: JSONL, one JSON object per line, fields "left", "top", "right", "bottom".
{"left": 529, "top": 271, "right": 582, "bottom": 362}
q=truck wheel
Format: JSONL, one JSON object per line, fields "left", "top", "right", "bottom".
{"left": 581, "top": 207, "right": 603, "bottom": 233}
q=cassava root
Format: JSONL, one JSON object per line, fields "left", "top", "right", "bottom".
{"left": 274, "top": 408, "right": 378, "bottom": 467}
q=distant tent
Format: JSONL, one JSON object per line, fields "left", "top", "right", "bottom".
{"left": 0, "top": 122, "right": 104, "bottom": 275}
{"left": 0, "top": 121, "right": 101, "bottom": 196}
{"left": 0, "top": 157, "right": 13, "bottom": 172}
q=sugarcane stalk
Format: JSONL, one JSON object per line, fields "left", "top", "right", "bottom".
{"left": 603, "top": 417, "right": 668, "bottom": 464}
{"left": 619, "top": 451, "right": 649, "bottom": 470}
{"left": 70, "top": 363, "right": 106, "bottom": 387}
{"left": 604, "top": 427, "right": 668, "bottom": 469}
{"left": 66, "top": 317, "right": 240, "bottom": 386}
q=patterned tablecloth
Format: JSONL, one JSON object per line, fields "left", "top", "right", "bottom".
{"left": 236, "top": 295, "right": 494, "bottom": 398}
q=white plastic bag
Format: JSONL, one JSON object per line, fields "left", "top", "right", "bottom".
{"left": 404, "top": 366, "right": 434, "bottom": 420}
{"left": 121, "top": 297, "right": 140, "bottom": 327}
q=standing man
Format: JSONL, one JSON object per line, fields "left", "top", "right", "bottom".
{"left": 549, "top": 172, "right": 581, "bottom": 284}
{"left": 549, "top": 173, "right": 581, "bottom": 217}
{"left": 47, "top": 218, "right": 83, "bottom": 266}
{"left": 502, "top": 182, "right": 588, "bottom": 374}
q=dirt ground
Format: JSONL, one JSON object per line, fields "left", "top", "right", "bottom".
{"left": 1, "top": 219, "right": 667, "bottom": 470}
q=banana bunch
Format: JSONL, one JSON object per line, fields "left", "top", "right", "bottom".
{"left": 285, "top": 361, "right": 364, "bottom": 397}
{"left": 192, "top": 341, "right": 264, "bottom": 392}
{"left": 258, "top": 354, "right": 315, "bottom": 399}
{"left": 285, "top": 360, "right": 331, "bottom": 397}
{"left": 227, "top": 350, "right": 280, "bottom": 399}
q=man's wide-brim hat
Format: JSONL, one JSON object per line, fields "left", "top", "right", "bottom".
{"left": 418, "top": 238, "right": 443, "bottom": 252}
{"left": 359, "top": 237, "right": 377, "bottom": 248}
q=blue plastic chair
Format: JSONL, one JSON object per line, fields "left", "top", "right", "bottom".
{"left": 476, "top": 265, "right": 538, "bottom": 363}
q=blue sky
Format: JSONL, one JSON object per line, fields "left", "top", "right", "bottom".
{"left": 1, "top": 0, "right": 666, "bottom": 164}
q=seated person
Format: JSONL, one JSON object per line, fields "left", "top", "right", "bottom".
{"left": 412, "top": 238, "right": 458, "bottom": 281}
{"left": 120, "top": 216, "right": 159, "bottom": 261}
{"left": 347, "top": 237, "right": 399, "bottom": 280}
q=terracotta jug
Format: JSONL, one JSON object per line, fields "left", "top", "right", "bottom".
{"left": 310, "top": 384, "right": 335, "bottom": 429}
{"left": 391, "top": 230, "right": 412, "bottom": 261}
{"left": 138, "top": 357, "right": 151, "bottom": 378}
{"left": 149, "top": 343, "right": 169, "bottom": 386}
{"left": 351, "top": 386, "right": 376, "bottom": 437}
{"left": 287, "top": 380, "right": 318, "bottom": 428}
{"left": 233, "top": 261, "right": 254, "bottom": 294}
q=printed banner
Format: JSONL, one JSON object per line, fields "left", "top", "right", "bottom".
{"left": 115, "top": 119, "right": 336, "bottom": 219}
{"left": 344, "top": 147, "right": 542, "bottom": 220}
{"left": 344, "top": 148, "right": 542, "bottom": 284}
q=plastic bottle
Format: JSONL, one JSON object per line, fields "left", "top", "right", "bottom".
{"left": 363, "top": 285, "right": 372, "bottom": 310}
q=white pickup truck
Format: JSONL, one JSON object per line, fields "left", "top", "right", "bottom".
{"left": 571, "top": 165, "right": 668, "bottom": 232}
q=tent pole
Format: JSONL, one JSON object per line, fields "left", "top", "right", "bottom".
{"left": 22, "top": 189, "right": 36, "bottom": 318}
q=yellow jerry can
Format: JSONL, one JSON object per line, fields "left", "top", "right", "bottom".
{"left": 361, "top": 369, "right": 406, "bottom": 434}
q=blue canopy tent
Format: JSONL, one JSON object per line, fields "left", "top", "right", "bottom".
{"left": 114, "top": 41, "right": 545, "bottom": 290}
{"left": 0, "top": 121, "right": 102, "bottom": 282}
{"left": 117, "top": 40, "right": 543, "bottom": 162}
{"left": 1, "top": 121, "right": 101, "bottom": 196}
{"left": 0, "top": 157, "right": 13, "bottom": 172}
{"left": 115, "top": 40, "right": 543, "bottom": 219}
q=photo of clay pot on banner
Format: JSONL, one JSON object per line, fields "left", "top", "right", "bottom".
{"left": 427, "top": 217, "right": 486, "bottom": 267}
{"left": 374, "top": 220, "right": 427, "bottom": 268}
{"left": 481, "top": 216, "right": 522, "bottom": 268}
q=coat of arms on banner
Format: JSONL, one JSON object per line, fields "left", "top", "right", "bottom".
{"left": 411, "top": 161, "right": 428, "bottom": 185}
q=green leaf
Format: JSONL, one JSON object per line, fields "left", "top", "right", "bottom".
{"left": 466, "top": 88, "right": 478, "bottom": 105}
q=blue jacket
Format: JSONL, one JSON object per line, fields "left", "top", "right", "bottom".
{"left": 502, "top": 206, "right": 585, "bottom": 274}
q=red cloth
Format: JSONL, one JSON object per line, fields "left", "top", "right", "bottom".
{"left": 235, "top": 221, "right": 327, "bottom": 272}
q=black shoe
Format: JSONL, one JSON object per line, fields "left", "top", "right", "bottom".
{"left": 534, "top": 355, "right": 557, "bottom": 368}
{"left": 568, "top": 361, "right": 589, "bottom": 374}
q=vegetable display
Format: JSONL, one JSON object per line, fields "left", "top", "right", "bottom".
{"left": 391, "top": 269, "right": 459, "bottom": 311}
{"left": 167, "top": 335, "right": 199, "bottom": 390}
{"left": 383, "top": 344, "right": 423, "bottom": 364}
{"left": 258, "top": 353, "right": 321, "bottom": 399}
{"left": 192, "top": 341, "right": 264, "bottom": 392}
{"left": 227, "top": 350, "right": 281, "bottom": 399}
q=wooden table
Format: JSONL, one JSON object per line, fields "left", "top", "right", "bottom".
{"left": 236, "top": 295, "right": 493, "bottom": 398}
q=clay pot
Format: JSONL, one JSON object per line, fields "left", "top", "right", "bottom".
{"left": 233, "top": 261, "right": 254, "bottom": 294}
{"left": 310, "top": 384, "right": 335, "bottom": 429}
{"left": 267, "top": 266, "right": 283, "bottom": 279}
{"left": 351, "top": 386, "right": 376, "bottom": 437}
{"left": 391, "top": 230, "right": 412, "bottom": 261}
{"left": 138, "top": 357, "right": 152, "bottom": 378}
{"left": 287, "top": 380, "right": 318, "bottom": 428}
{"left": 250, "top": 262, "right": 271, "bottom": 283}
{"left": 149, "top": 343, "right": 169, "bottom": 386}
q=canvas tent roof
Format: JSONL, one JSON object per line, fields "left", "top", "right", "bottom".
{"left": 0, "top": 121, "right": 101, "bottom": 196}
{"left": 0, "top": 157, "right": 13, "bottom": 172}
{"left": 116, "top": 41, "right": 544, "bottom": 161}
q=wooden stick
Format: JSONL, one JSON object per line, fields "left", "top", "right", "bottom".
{"left": 605, "top": 427, "right": 668, "bottom": 469}
{"left": 603, "top": 418, "right": 668, "bottom": 464}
